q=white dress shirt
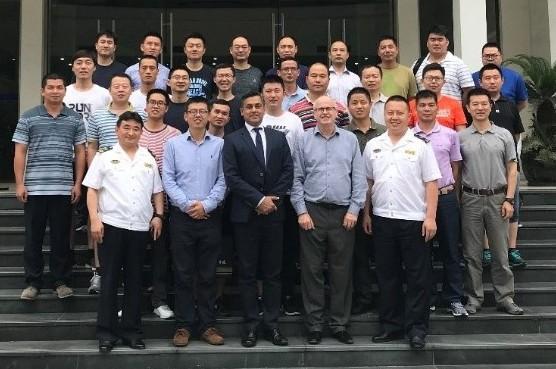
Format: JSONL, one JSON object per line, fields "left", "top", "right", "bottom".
{"left": 245, "top": 122, "right": 267, "bottom": 163}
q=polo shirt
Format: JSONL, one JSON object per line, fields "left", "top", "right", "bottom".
{"left": 363, "top": 129, "right": 441, "bottom": 221}
{"left": 345, "top": 120, "right": 386, "bottom": 154}
{"left": 12, "top": 105, "right": 86, "bottom": 196}
{"left": 413, "top": 51, "right": 475, "bottom": 101}
{"left": 408, "top": 95, "right": 467, "bottom": 130}
{"left": 327, "top": 65, "right": 362, "bottom": 106}
{"left": 282, "top": 85, "right": 307, "bottom": 111}
{"left": 413, "top": 122, "right": 462, "bottom": 188}
{"left": 459, "top": 123, "right": 517, "bottom": 190}
{"left": 87, "top": 104, "right": 147, "bottom": 150}
{"left": 289, "top": 96, "right": 350, "bottom": 131}
{"left": 490, "top": 95, "right": 525, "bottom": 139}
{"left": 472, "top": 67, "right": 528, "bottom": 105}
{"left": 83, "top": 144, "right": 163, "bottom": 231}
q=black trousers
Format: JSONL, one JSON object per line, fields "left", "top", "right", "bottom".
{"left": 234, "top": 216, "right": 283, "bottom": 331}
{"left": 97, "top": 223, "right": 148, "bottom": 341}
{"left": 150, "top": 218, "right": 171, "bottom": 308}
{"left": 353, "top": 210, "right": 374, "bottom": 305}
{"left": 372, "top": 216, "right": 431, "bottom": 338}
{"left": 170, "top": 206, "right": 222, "bottom": 333}
{"left": 281, "top": 196, "right": 300, "bottom": 299}
{"left": 24, "top": 195, "right": 72, "bottom": 289}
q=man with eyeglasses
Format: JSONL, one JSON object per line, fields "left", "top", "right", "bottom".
{"left": 138, "top": 89, "right": 180, "bottom": 321}
{"left": 277, "top": 57, "right": 307, "bottom": 111}
{"left": 266, "top": 36, "right": 309, "bottom": 89}
{"left": 165, "top": 66, "right": 190, "bottom": 133}
{"left": 291, "top": 95, "right": 366, "bottom": 345}
{"left": 163, "top": 96, "right": 227, "bottom": 347}
{"left": 472, "top": 42, "right": 528, "bottom": 112}
{"left": 213, "top": 63, "right": 244, "bottom": 134}
{"left": 408, "top": 63, "right": 467, "bottom": 131}
{"left": 412, "top": 24, "right": 474, "bottom": 101}
{"left": 230, "top": 36, "right": 263, "bottom": 98}
{"left": 129, "top": 55, "right": 159, "bottom": 112}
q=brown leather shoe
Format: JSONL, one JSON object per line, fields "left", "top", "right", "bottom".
{"left": 201, "top": 327, "right": 224, "bottom": 345}
{"left": 173, "top": 328, "right": 190, "bottom": 347}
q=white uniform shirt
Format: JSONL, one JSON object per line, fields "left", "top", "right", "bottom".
{"left": 83, "top": 143, "right": 163, "bottom": 231}
{"left": 363, "top": 129, "right": 441, "bottom": 221}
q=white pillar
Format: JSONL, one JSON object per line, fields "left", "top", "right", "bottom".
{"left": 19, "top": 0, "right": 46, "bottom": 114}
{"left": 548, "top": 0, "right": 556, "bottom": 63}
{"left": 396, "top": 0, "right": 420, "bottom": 67}
{"left": 452, "top": 0, "right": 487, "bottom": 72}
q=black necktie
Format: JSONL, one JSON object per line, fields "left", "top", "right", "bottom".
{"left": 253, "top": 127, "right": 265, "bottom": 166}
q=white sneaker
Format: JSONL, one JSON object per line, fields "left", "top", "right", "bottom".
{"left": 154, "top": 304, "right": 175, "bottom": 319}
{"left": 88, "top": 272, "right": 101, "bottom": 294}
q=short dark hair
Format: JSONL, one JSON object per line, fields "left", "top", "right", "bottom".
{"left": 422, "top": 63, "right": 445, "bottom": 77}
{"left": 95, "top": 30, "right": 118, "bottom": 45}
{"left": 415, "top": 89, "right": 438, "bottom": 104}
{"left": 41, "top": 73, "right": 66, "bottom": 89}
{"left": 184, "top": 32, "right": 206, "bottom": 47}
{"left": 278, "top": 57, "right": 299, "bottom": 69}
{"left": 240, "top": 91, "right": 263, "bottom": 107}
{"left": 109, "top": 72, "right": 133, "bottom": 87}
{"left": 147, "top": 88, "right": 170, "bottom": 105}
{"left": 209, "top": 99, "right": 231, "bottom": 111}
{"left": 377, "top": 35, "right": 398, "bottom": 48}
{"left": 71, "top": 49, "right": 96, "bottom": 65}
{"left": 359, "top": 64, "right": 383, "bottom": 78}
{"left": 347, "top": 87, "right": 371, "bottom": 104}
{"left": 142, "top": 31, "right": 163, "bottom": 44}
{"left": 277, "top": 35, "right": 298, "bottom": 46}
{"left": 482, "top": 42, "right": 502, "bottom": 54}
{"left": 168, "top": 65, "right": 189, "bottom": 80}
{"left": 479, "top": 63, "right": 503, "bottom": 80}
{"left": 466, "top": 87, "right": 491, "bottom": 105}
{"left": 427, "top": 24, "right": 450, "bottom": 39}
{"left": 185, "top": 96, "right": 209, "bottom": 111}
{"left": 139, "top": 55, "right": 159, "bottom": 67}
{"left": 329, "top": 39, "right": 350, "bottom": 53}
{"left": 385, "top": 95, "right": 409, "bottom": 109}
{"left": 231, "top": 35, "right": 250, "bottom": 46}
{"left": 214, "top": 63, "right": 236, "bottom": 77}
{"left": 117, "top": 111, "right": 143, "bottom": 127}
{"left": 261, "top": 75, "right": 285, "bottom": 90}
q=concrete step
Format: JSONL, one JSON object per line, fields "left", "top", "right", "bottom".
{"left": 517, "top": 222, "right": 556, "bottom": 240}
{"left": 0, "top": 245, "right": 90, "bottom": 267}
{"left": 520, "top": 205, "right": 556, "bottom": 222}
{"left": 521, "top": 187, "right": 556, "bottom": 206}
{"left": 518, "top": 240, "right": 556, "bottom": 260}
{"left": 1, "top": 334, "right": 556, "bottom": 368}
{"left": 0, "top": 209, "right": 24, "bottom": 227}
{"left": 2, "top": 306, "right": 556, "bottom": 342}
{"left": 0, "top": 227, "right": 88, "bottom": 246}
{"left": 0, "top": 192, "right": 20, "bottom": 210}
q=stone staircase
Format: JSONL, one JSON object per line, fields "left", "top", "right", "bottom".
{"left": 1, "top": 188, "right": 556, "bottom": 368}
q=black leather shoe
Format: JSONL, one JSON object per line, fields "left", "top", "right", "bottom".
{"left": 307, "top": 331, "right": 322, "bottom": 345}
{"left": 122, "top": 337, "right": 145, "bottom": 350}
{"left": 264, "top": 328, "right": 288, "bottom": 346}
{"left": 241, "top": 329, "right": 258, "bottom": 348}
{"left": 372, "top": 331, "right": 405, "bottom": 343}
{"left": 351, "top": 300, "right": 373, "bottom": 315}
{"left": 98, "top": 339, "right": 114, "bottom": 353}
{"left": 409, "top": 335, "right": 426, "bottom": 350}
{"left": 333, "top": 330, "right": 354, "bottom": 344}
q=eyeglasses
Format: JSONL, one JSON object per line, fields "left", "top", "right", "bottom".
{"left": 147, "top": 100, "right": 166, "bottom": 106}
{"left": 423, "top": 76, "right": 443, "bottom": 82}
{"left": 216, "top": 74, "right": 234, "bottom": 78}
{"left": 482, "top": 54, "right": 501, "bottom": 60}
{"left": 171, "top": 75, "right": 189, "bottom": 81}
{"left": 314, "top": 106, "right": 336, "bottom": 113}
{"left": 187, "top": 109, "right": 209, "bottom": 115}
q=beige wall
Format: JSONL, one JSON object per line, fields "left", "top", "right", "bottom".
{"left": 396, "top": 0, "right": 420, "bottom": 67}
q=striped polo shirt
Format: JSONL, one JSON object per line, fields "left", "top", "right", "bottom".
{"left": 413, "top": 51, "right": 475, "bottom": 101}
{"left": 87, "top": 103, "right": 147, "bottom": 150}
{"left": 12, "top": 104, "right": 86, "bottom": 195}
{"left": 289, "top": 96, "right": 350, "bottom": 131}
{"left": 138, "top": 124, "right": 181, "bottom": 172}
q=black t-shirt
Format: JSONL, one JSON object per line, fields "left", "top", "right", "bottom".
{"left": 164, "top": 101, "right": 188, "bottom": 133}
{"left": 92, "top": 61, "right": 127, "bottom": 89}
{"left": 223, "top": 96, "right": 244, "bottom": 135}
{"left": 186, "top": 64, "right": 216, "bottom": 99}
{"left": 490, "top": 96, "right": 525, "bottom": 140}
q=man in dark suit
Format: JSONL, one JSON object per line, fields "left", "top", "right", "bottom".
{"left": 223, "top": 91, "right": 294, "bottom": 348}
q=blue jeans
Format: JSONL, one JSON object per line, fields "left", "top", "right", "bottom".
{"left": 435, "top": 191, "right": 464, "bottom": 303}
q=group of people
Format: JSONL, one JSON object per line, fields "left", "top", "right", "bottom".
{"left": 12, "top": 23, "right": 529, "bottom": 353}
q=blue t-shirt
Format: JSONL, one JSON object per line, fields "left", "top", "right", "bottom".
{"left": 472, "top": 66, "right": 528, "bottom": 104}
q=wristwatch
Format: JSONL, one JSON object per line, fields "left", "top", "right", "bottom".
{"left": 152, "top": 213, "right": 164, "bottom": 221}
{"left": 504, "top": 197, "right": 515, "bottom": 205}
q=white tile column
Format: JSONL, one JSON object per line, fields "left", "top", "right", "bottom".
{"left": 452, "top": 0, "right": 487, "bottom": 72}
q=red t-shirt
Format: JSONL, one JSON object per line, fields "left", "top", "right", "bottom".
{"left": 409, "top": 95, "right": 466, "bottom": 130}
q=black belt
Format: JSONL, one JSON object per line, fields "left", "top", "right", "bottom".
{"left": 439, "top": 185, "right": 455, "bottom": 195}
{"left": 307, "top": 201, "right": 348, "bottom": 210}
{"left": 462, "top": 186, "right": 506, "bottom": 196}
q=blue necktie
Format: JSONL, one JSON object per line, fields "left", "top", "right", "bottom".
{"left": 253, "top": 127, "right": 265, "bottom": 166}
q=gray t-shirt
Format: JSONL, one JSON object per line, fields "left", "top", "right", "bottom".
{"left": 232, "top": 66, "right": 263, "bottom": 98}
{"left": 459, "top": 123, "right": 516, "bottom": 189}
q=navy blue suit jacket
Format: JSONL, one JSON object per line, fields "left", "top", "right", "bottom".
{"left": 223, "top": 126, "right": 293, "bottom": 223}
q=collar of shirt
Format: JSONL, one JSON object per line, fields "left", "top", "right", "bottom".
{"left": 313, "top": 124, "right": 339, "bottom": 138}
{"left": 348, "top": 120, "right": 378, "bottom": 133}
{"left": 38, "top": 104, "right": 70, "bottom": 117}
{"left": 425, "top": 50, "right": 455, "bottom": 64}
{"left": 245, "top": 122, "right": 264, "bottom": 134}
{"left": 413, "top": 122, "right": 441, "bottom": 136}
{"left": 287, "top": 85, "right": 305, "bottom": 97}
{"left": 329, "top": 65, "right": 350, "bottom": 75}
{"left": 184, "top": 130, "right": 212, "bottom": 145}
{"left": 111, "top": 143, "right": 149, "bottom": 164}
{"left": 108, "top": 101, "right": 134, "bottom": 113}
{"left": 376, "top": 128, "right": 416, "bottom": 149}
{"left": 469, "top": 122, "right": 496, "bottom": 134}
{"left": 372, "top": 93, "right": 388, "bottom": 103}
